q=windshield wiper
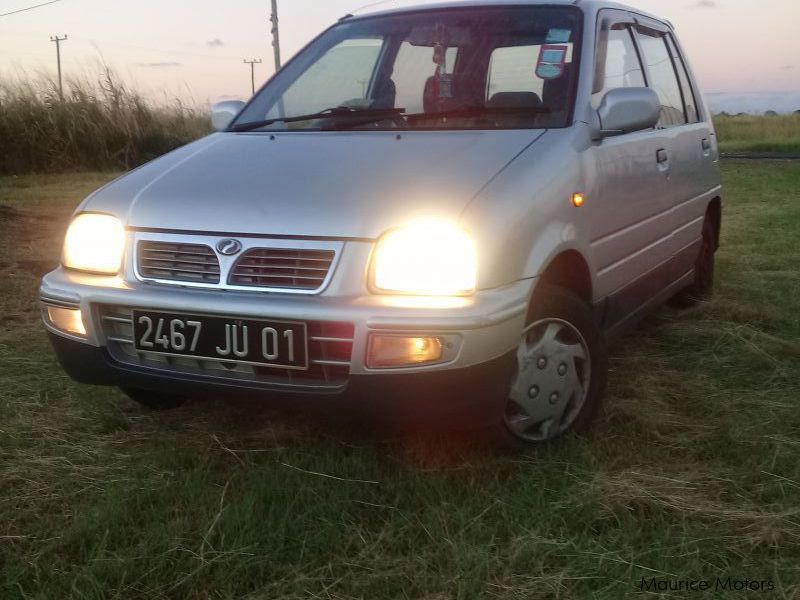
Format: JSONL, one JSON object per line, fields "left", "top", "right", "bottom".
{"left": 229, "top": 107, "right": 406, "bottom": 132}
{"left": 403, "top": 105, "right": 551, "bottom": 122}
{"left": 231, "top": 104, "right": 549, "bottom": 133}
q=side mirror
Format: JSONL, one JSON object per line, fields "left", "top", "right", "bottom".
{"left": 593, "top": 87, "right": 660, "bottom": 140}
{"left": 211, "top": 100, "right": 246, "bottom": 131}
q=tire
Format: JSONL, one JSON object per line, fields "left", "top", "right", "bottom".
{"left": 122, "top": 387, "right": 188, "bottom": 411}
{"left": 493, "top": 284, "right": 608, "bottom": 450}
{"left": 670, "top": 217, "right": 716, "bottom": 308}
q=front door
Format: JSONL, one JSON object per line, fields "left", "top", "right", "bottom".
{"left": 585, "top": 13, "right": 676, "bottom": 327}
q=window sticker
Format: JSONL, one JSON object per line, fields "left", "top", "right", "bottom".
{"left": 536, "top": 44, "right": 568, "bottom": 79}
{"left": 546, "top": 28, "right": 572, "bottom": 44}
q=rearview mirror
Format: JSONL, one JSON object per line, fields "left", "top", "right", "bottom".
{"left": 593, "top": 87, "right": 660, "bottom": 140}
{"left": 211, "top": 100, "right": 246, "bottom": 131}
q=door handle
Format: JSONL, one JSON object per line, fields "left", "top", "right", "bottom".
{"left": 702, "top": 138, "right": 712, "bottom": 151}
{"left": 656, "top": 148, "right": 669, "bottom": 164}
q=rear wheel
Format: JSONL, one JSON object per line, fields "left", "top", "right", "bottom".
{"left": 122, "top": 387, "right": 188, "bottom": 411}
{"left": 670, "top": 217, "right": 716, "bottom": 308}
{"left": 496, "top": 284, "right": 608, "bottom": 448}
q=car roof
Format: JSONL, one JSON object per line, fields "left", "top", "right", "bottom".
{"left": 348, "top": 0, "right": 670, "bottom": 29}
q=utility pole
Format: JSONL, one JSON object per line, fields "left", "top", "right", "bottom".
{"left": 50, "top": 34, "right": 68, "bottom": 100}
{"left": 270, "top": 0, "right": 281, "bottom": 72}
{"left": 243, "top": 58, "right": 262, "bottom": 95}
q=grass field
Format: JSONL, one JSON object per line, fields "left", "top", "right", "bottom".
{"left": 715, "top": 114, "right": 800, "bottom": 155}
{"left": 1, "top": 162, "right": 799, "bottom": 599}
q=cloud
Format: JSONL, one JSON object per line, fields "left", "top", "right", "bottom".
{"left": 690, "top": 0, "right": 717, "bottom": 7}
{"left": 207, "top": 38, "right": 224, "bottom": 48}
{"left": 137, "top": 62, "right": 183, "bottom": 68}
{"left": 782, "top": 65, "right": 794, "bottom": 70}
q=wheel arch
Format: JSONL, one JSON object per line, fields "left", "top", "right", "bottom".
{"left": 535, "top": 249, "right": 594, "bottom": 307}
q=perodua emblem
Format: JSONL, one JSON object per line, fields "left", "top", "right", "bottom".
{"left": 216, "top": 239, "right": 243, "bottom": 256}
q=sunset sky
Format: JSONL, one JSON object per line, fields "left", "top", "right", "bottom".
{"left": 1, "top": 0, "right": 799, "bottom": 111}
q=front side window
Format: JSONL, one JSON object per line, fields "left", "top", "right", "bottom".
{"left": 636, "top": 29, "right": 686, "bottom": 128}
{"left": 593, "top": 25, "right": 645, "bottom": 106}
{"left": 234, "top": 6, "right": 581, "bottom": 132}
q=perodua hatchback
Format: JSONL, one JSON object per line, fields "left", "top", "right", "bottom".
{"left": 41, "top": 0, "right": 722, "bottom": 447}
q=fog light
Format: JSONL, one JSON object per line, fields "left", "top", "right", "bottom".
{"left": 46, "top": 306, "right": 87, "bottom": 336}
{"left": 367, "top": 335, "right": 443, "bottom": 369}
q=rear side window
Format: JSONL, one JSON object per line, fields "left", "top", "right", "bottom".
{"left": 665, "top": 35, "right": 700, "bottom": 123}
{"left": 593, "top": 25, "right": 645, "bottom": 107}
{"left": 636, "top": 30, "right": 686, "bottom": 128}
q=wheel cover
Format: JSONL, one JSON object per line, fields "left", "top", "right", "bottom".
{"left": 504, "top": 318, "right": 592, "bottom": 442}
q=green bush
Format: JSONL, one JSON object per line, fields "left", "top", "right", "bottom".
{"left": 0, "top": 69, "right": 211, "bottom": 174}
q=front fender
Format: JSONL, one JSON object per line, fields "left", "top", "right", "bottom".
{"left": 463, "top": 128, "right": 595, "bottom": 293}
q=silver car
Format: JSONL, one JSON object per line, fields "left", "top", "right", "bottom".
{"left": 41, "top": 0, "right": 722, "bottom": 446}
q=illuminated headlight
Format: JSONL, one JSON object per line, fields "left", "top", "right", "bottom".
{"left": 371, "top": 219, "right": 477, "bottom": 296}
{"left": 62, "top": 213, "right": 125, "bottom": 275}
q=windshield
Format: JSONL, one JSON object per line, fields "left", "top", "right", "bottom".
{"left": 233, "top": 6, "right": 582, "bottom": 132}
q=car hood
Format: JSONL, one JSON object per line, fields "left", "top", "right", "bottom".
{"left": 83, "top": 130, "right": 544, "bottom": 239}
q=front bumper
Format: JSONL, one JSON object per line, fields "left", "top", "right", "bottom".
{"left": 48, "top": 332, "right": 516, "bottom": 424}
{"left": 41, "top": 268, "right": 533, "bottom": 415}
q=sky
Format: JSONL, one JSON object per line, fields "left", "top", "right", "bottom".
{"left": 1, "top": 0, "right": 799, "bottom": 112}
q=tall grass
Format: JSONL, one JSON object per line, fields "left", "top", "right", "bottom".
{"left": 0, "top": 69, "right": 211, "bottom": 174}
{"left": 714, "top": 113, "right": 800, "bottom": 154}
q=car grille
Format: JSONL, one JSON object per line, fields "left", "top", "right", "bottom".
{"left": 229, "top": 248, "right": 336, "bottom": 291}
{"left": 98, "top": 305, "right": 354, "bottom": 390}
{"left": 137, "top": 241, "right": 220, "bottom": 284}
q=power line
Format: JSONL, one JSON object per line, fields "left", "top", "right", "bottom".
{"left": 0, "top": 0, "right": 63, "bottom": 18}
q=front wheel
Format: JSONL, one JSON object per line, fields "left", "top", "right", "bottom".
{"left": 496, "top": 285, "right": 608, "bottom": 448}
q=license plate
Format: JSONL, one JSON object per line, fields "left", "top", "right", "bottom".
{"left": 132, "top": 310, "right": 308, "bottom": 370}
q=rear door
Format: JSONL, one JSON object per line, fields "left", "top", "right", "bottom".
{"left": 633, "top": 22, "right": 713, "bottom": 282}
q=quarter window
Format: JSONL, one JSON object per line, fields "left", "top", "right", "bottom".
{"left": 593, "top": 25, "right": 645, "bottom": 106}
{"left": 636, "top": 30, "right": 686, "bottom": 128}
{"left": 665, "top": 34, "right": 700, "bottom": 123}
